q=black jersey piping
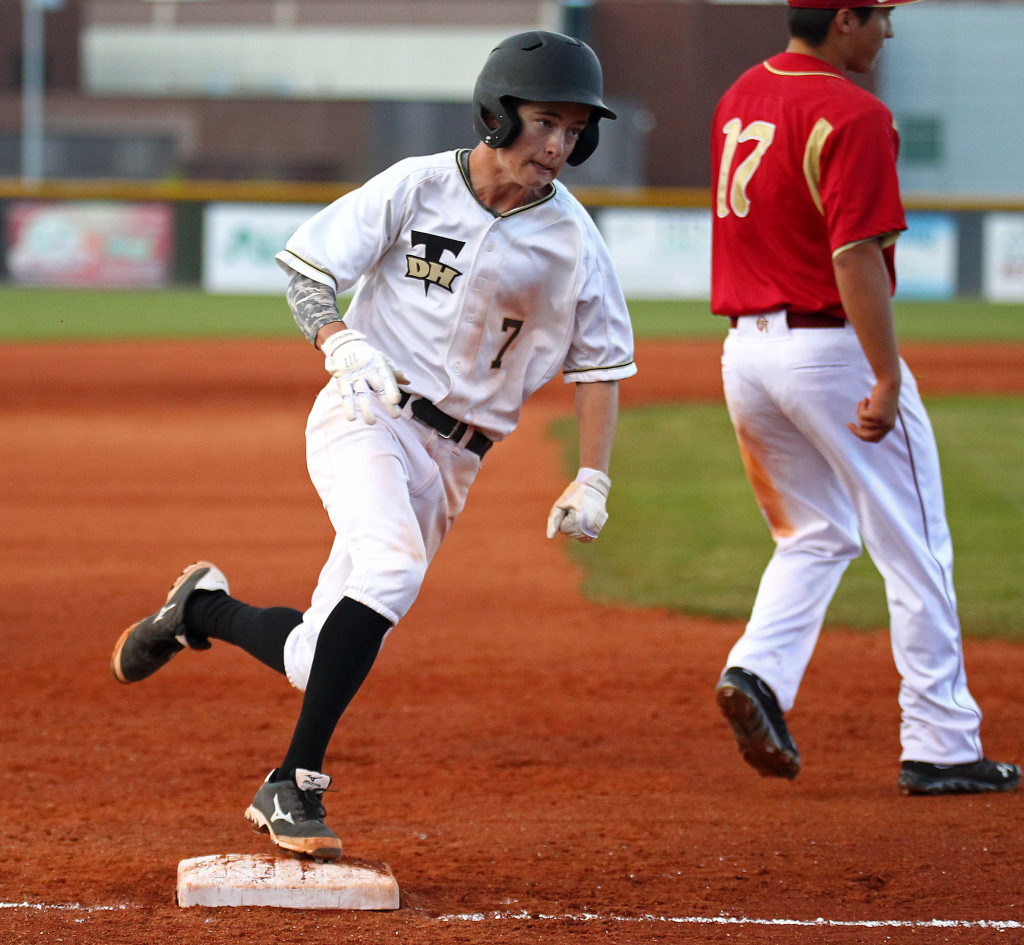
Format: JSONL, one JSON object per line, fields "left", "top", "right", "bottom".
{"left": 564, "top": 360, "right": 636, "bottom": 375}
{"left": 280, "top": 250, "right": 339, "bottom": 292}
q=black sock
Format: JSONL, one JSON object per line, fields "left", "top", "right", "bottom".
{"left": 184, "top": 590, "right": 299, "bottom": 675}
{"left": 277, "top": 597, "right": 390, "bottom": 778}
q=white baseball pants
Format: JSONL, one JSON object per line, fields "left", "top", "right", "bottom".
{"left": 283, "top": 382, "right": 481, "bottom": 691}
{"left": 721, "top": 311, "right": 984, "bottom": 764}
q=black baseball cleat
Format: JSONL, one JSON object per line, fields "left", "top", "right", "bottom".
{"left": 245, "top": 769, "right": 343, "bottom": 861}
{"left": 111, "top": 561, "right": 228, "bottom": 684}
{"left": 715, "top": 667, "right": 801, "bottom": 779}
{"left": 898, "top": 759, "right": 1021, "bottom": 796}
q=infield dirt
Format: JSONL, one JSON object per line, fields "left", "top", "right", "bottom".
{"left": 2, "top": 338, "right": 1022, "bottom": 944}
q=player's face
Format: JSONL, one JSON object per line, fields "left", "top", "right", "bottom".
{"left": 846, "top": 8, "right": 894, "bottom": 73}
{"left": 500, "top": 101, "right": 592, "bottom": 189}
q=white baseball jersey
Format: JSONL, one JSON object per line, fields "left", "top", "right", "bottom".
{"left": 276, "top": 149, "right": 637, "bottom": 441}
{"left": 273, "top": 149, "right": 635, "bottom": 690}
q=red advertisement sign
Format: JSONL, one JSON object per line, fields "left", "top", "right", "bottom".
{"left": 4, "top": 201, "right": 173, "bottom": 287}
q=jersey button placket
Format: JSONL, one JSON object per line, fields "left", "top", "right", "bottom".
{"left": 459, "top": 228, "right": 499, "bottom": 374}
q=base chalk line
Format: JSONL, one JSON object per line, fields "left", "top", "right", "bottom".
{"left": 437, "top": 911, "right": 1023, "bottom": 930}
{"left": 0, "top": 903, "right": 135, "bottom": 913}
{"left": 3, "top": 901, "right": 1019, "bottom": 930}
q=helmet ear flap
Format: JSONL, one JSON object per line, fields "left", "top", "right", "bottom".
{"left": 567, "top": 120, "right": 600, "bottom": 166}
{"left": 474, "top": 97, "right": 522, "bottom": 151}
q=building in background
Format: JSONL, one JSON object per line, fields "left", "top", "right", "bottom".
{"left": 877, "top": 3, "right": 1024, "bottom": 198}
{"left": 0, "top": 0, "right": 1009, "bottom": 194}
{"left": 1, "top": 0, "right": 1023, "bottom": 299}
{"left": 1, "top": 0, "right": 650, "bottom": 184}
{"left": 2, "top": 0, "right": 1021, "bottom": 194}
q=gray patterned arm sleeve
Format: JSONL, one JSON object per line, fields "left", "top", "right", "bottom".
{"left": 286, "top": 272, "right": 343, "bottom": 345}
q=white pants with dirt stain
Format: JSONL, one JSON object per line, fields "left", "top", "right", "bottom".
{"left": 283, "top": 381, "right": 482, "bottom": 692}
{"left": 720, "top": 310, "right": 983, "bottom": 765}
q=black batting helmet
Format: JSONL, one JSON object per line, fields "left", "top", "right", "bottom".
{"left": 473, "top": 30, "right": 616, "bottom": 166}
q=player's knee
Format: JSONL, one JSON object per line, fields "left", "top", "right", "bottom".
{"left": 387, "top": 552, "right": 428, "bottom": 606}
{"left": 385, "top": 553, "right": 429, "bottom": 606}
{"left": 351, "top": 549, "right": 428, "bottom": 620}
{"left": 777, "top": 526, "right": 861, "bottom": 561}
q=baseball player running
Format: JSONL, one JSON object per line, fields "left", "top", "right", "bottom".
{"left": 111, "top": 31, "right": 635, "bottom": 859}
{"left": 710, "top": 0, "right": 1019, "bottom": 795}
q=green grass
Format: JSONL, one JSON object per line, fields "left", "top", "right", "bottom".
{"left": 553, "top": 398, "right": 1024, "bottom": 640}
{"left": 0, "top": 287, "right": 294, "bottom": 340}
{"left": 626, "top": 298, "right": 1024, "bottom": 342}
{"left": 2, "top": 287, "right": 1024, "bottom": 342}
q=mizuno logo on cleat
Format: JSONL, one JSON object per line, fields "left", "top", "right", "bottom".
{"left": 299, "top": 774, "right": 329, "bottom": 792}
{"left": 271, "top": 794, "right": 294, "bottom": 825}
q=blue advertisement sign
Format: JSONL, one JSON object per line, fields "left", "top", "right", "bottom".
{"left": 894, "top": 212, "right": 957, "bottom": 300}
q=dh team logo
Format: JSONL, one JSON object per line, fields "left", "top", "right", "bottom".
{"left": 406, "top": 230, "right": 465, "bottom": 295}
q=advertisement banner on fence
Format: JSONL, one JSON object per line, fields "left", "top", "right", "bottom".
{"left": 894, "top": 212, "right": 957, "bottom": 300}
{"left": 982, "top": 213, "right": 1024, "bottom": 302}
{"left": 597, "top": 207, "right": 711, "bottom": 300}
{"left": 203, "top": 203, "right": 319, "bottom": 294}
{"left": 4, "top": 201, "right": 173, "bottom": 288}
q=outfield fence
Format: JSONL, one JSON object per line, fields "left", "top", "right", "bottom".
{"left": 1, "top": 178, "right": 1023, "bottom": 301}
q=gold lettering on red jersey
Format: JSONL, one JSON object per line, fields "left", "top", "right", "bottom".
{"left": 802, "top": 118, "right": 835, "bottom": 216}
{"left": 717, "top": 119, "right": 776, "bottom": 219}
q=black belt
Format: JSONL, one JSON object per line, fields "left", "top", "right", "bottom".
{"left": 397, "top": 391, "right": 492, "bottom": 458}
{"left": 729, "top": 311, "right": 847, "bottom": 329}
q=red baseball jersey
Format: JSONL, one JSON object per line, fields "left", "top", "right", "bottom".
{"left": 710, "top": 52, "right": 907, "bottom": 318}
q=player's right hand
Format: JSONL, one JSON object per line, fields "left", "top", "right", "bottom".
{"left": 321, "top": 328, "right": 410, "bottom": 424}
{"left": 847, "top": 379, "right": 900, "bottom": 443}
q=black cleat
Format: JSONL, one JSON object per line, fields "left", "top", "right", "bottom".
{"left": 111, "top": 561, "right": 228, "bottom": 683}
{"left": 898, "top": 759, "right": 1021, "bottom": 796}
{"left": 715, "top": 667, "right": 801, "bottom": 779}
{"left": 245, "top": 769, "right": 343, "bottom": 860}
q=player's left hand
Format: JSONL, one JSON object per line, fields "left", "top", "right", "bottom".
{"left": 322, "top": 329, "right": 410, "bottom": 424}
{"left": 848, "top": 379, "right": 900, "bottom": 443}
{"left": 546, "top": 468, "right": 611, "bottom": 542}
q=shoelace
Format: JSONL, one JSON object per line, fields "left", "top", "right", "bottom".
{"left": 298, "top": 785, "right": 337, "bottom": 820}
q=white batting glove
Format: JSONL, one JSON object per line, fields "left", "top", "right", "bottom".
{"left": 322, "top": 329, "right": 409, "bottom": 424}
{"left": 546, "top": 468, "right": 611, "bottom": 543}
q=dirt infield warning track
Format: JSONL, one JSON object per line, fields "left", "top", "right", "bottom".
{"left": 2, "top": 339, "right": 1023, "bottom": 944}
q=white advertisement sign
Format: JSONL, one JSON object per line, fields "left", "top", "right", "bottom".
{"left": 894, "top": 212, "right": 957, "bottom": 300}
{"left": 982, "top": 213, "right": 1024, "bottom": 302}
{"left": 202, "top": 203, "right": 319, "bottom": 294}
{"left": 597, "top": 207, "right": 711, "bottom": 300}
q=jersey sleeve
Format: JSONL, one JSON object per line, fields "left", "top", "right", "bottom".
{"left": 275, "top": 162, "right": 412, "bottom": 291}
{"left": 819, "top": 105, "right": 906, "bottom": 253}
{"left": 562, "top": 227, "right": 637, "bottom": 385}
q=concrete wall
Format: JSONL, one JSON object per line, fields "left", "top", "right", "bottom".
{"left": 880, "top": 2, "right": 1024, "bottom": 196}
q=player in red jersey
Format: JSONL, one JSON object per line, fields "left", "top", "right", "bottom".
{"left": 710, "top": 0, "right": 1020, "bottom": 795}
